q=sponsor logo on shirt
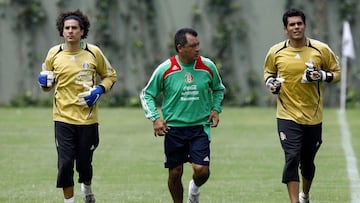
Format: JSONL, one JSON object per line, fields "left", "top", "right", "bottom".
{"left": 181, "top": 85, "right": 199, "bottom": 101}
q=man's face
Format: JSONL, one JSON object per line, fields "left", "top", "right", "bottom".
{"left": 178, "top": 34, "right": 200, "bottom": 62}
{"left": 63, "top": 19, "right": 84, "bottom": 43}
{"left": 284, "top": 16, "right": 306, "bottom": 41}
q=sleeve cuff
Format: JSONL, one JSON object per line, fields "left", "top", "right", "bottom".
{"left": 212, "top": 107, "right": 222, "bottom": 113}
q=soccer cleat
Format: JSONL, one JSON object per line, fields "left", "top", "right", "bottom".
{"left": 81, "top": 183, "right": 96, "bottom": 203}
{"left": 83, "top": 193, "right": 96, "bottom": 203}
{"left": 187, "top": 192, "right": 199, "bottom": 203}
{"left": 187, "top": 180, "right": 200, "bottom": 203}
{"left": 299, "top": 192, "right": 309, "bottom": 203}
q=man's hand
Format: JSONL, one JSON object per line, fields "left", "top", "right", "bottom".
{"left": 303, "top": 69, "right": 333, "bottom": 83}
{"left": 37, "top": 71, "right": 55, "bottom": 88}
{"left": 153, "top": 118, "right": 169, "bottom": 136}
{"left": 265, "top": 77, "right": 284, "bottom": 94}
{"left": 301, "top": 61, "right": 333, "bottom": 83}
{"left": 208, "top": 110, "right": 220, "bottom": 127}
{"left": 78, "top": 85, "right": 104, "bottom": 107}
{"left": 305, "top": 69, "right": 325, "bottom": 82}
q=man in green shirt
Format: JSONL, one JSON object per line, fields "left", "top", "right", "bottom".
{"left": 140, "top": 28, "right": 225, "bottom": 203}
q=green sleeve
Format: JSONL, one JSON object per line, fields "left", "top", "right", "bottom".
{"left": 204, "top": 59, "right": 225, "bottom": 113}
{"left": 140, "top": 67, "right": 164, "bottom": 121}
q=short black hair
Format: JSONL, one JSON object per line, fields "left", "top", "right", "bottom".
{"left": 282, "top": 8, "right": 306, "bottom": 27}
{"left": 56, "top": 9, "right": 90, "bottom": 39}
{"left": 174, "top": 28, "right": 198, "bottom": 52}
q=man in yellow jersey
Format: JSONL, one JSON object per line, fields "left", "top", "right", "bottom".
{"left": 263, "top": 8, "right": 340, "bottom": 203}
{"left": 37, "top": 9, "right": 117, "bottom": 203}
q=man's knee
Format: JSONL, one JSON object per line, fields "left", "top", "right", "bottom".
{"left": 169, "top": 165, "right": 183, "bottom": 181}
{"left": 192, "top": 164, "right": 210, "bottom": 186}
{"left": 300, "top": 163, "right": 316, "bottom": 180}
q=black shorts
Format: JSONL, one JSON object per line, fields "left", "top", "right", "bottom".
{"left": 164, "top": 125, "right": 210, "bottom": 169}
{"left": 54, "top": 121, "right": 99, "bottom": 188}
{"left": 277, "top": 119, "right": 322, "bottom": 183}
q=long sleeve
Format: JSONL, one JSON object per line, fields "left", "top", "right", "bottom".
{"left": 140, "top": 67, "right": 164, "bottom": 121}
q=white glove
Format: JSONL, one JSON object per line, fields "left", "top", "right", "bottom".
{"left": 303, "top": 68, "right": 325, "bottom": 82}
{"left": 265, "top": 77, "right": 284, "bottom": 94}
{"left": 301, "top": 61, "right": 333, "bottom": 83}
{"left": 301, "top": 68, "right": 333, "bottom": 83}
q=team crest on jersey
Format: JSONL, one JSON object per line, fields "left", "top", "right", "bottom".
{"left": 184, "top": 72, "right": 194, "bottom": 84}
{"left": 83, "top": 62, "right": 90, "bottom": 70}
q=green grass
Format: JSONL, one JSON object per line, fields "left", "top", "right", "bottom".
{"left": 0, "top": 107, "right": 358, "bottom": 203}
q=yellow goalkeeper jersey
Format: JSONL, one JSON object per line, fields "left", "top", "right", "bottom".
{"left": 42, "top": 41, "right": 117, "bottom": 125}
{"left": 263, "top": 38, "right": 341, "bottom": 125}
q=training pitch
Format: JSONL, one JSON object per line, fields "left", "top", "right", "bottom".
{"left": 0, "top": 107, "right": 358, "bottom": 203}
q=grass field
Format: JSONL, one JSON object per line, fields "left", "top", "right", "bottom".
{"left": 0, "top": 107, "right": 358, "bottom": 203}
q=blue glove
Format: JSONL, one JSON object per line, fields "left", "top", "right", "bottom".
{"left": 78, "top": 85, "right": 105, "bottom": 107}
{"left": 37, "top": 71, "right": 55, "bottom": 88}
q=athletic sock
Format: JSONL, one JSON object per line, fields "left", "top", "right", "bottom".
{"left": 64, "top": 197, "right": 74, "bottom": 203}
{"left": 301, "top": 191, "right": 309, "bottom": 198}
{"left": 81, "top": 183, "right": 93, "bottom": 195}
{"left": 190, "top": 179, "right": 199, "bottom": 194}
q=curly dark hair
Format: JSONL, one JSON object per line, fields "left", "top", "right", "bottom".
{"left": 56, "top": 9, "right": 90, "bottom": 39}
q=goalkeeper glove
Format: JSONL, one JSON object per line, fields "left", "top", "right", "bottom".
{"left": 302, "top": 68, "right": 334, "bottom": 83}
{"left": 78, "top": 85, "right": 105, "bottom": 107}
{"left": 265, "top": 77, "right": 284, "bottom": 94}
{"left": 301, "top": 61, "right": 333, "bottom": 83}
{"left": 37, "top": 71, "right": 55, "bottom": 88}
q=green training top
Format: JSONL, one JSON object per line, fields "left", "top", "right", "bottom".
{"left": 140, "top": 55, "right": 225, "bottom": 127}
